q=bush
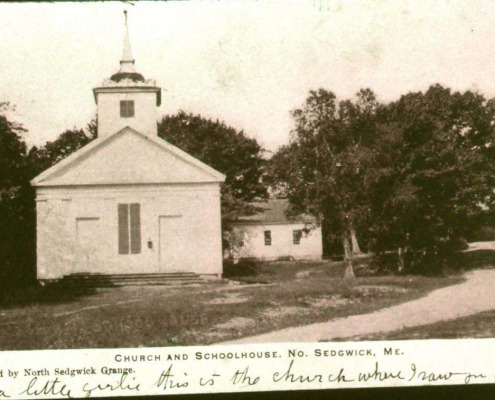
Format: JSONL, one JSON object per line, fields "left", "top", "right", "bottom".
{"left": 223, "top": 259, "right": 261, "bottom": 278}
{"left": 370, "top": 237, "right": 469, "bottom": 276}
{"left": 369, "top": 252, "right": 399, "bottom": 275}
{"left": 276, "top": 255, "right": 295, "bottom": 261}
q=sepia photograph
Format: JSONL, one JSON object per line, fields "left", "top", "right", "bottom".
{"left": 1, "top": 0, "right": 495, "bottom": 395}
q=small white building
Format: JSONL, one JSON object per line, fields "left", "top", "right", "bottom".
{"left": 31, "top": 13, "right": 225, "bottom": 282}
{"left": 227, "top": 199, "right": 323, "bottom": 261}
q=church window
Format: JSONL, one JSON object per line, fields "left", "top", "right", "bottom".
{"left": 264, "top": 230, "right": 271, "bottom": 246}
{"left": 293, "top": 229, "right": 302, "bottom": 245}
{"left": 118, "top": 203, "right": 141, "bottom": 254}
{"left": 120, "top": 100, "right": 135, "bottom": 118}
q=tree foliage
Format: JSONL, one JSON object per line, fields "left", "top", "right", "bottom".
{"left": 158, "top": 111, "right": 267, "bottom": 220}
{"left": 0, "top": 108, "right": 97, "bottom": 286}
{"left": 270, "top": 89, "right": 382, "bottom": 281}
{"left": 0, "top": 103, "right": 34, "bottom": 284}
{"left": 27, "top": 120, "right": 96, "bottom": 177}
{"left": 271, "top": 85, "right": 495, "bottom": 274}
{"left": 369, "top": 85, "right": 495, "bottom": 273}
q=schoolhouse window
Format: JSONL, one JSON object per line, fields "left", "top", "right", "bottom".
{"left": 293, "top": 229, "right": 302, "bottom": 245}
{"left": 118, "top": 203, "right": 141, "bottom": 254}
{"left": 264, "top": 230, "right": 272, "bottom": 246}
{"left": 120, "top": 100, "right": 135, "bottom": 118}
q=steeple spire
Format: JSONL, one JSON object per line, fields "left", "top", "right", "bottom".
{"left": 108, "top": 9, "right": 145, "bottom": 83}
{"left": 119, "top": 10, "right": 136, "bottom": 73}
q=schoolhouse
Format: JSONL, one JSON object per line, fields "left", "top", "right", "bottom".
{"left": 227, "top": 199, "right": 323, "bottom": 261}
{"left": 31, "top": 13, "right": 225, "bottom": 283}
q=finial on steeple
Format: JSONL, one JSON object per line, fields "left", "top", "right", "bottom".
{"left": 119, "top": 9, "right": 136, "bottom": 73}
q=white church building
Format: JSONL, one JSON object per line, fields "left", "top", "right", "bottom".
{"left": 31, "top": 13, "right": 225, "bottom": 283}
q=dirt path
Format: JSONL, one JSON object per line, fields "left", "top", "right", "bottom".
{"left": 220, "top": 269, "right": 495, "bottom": 344}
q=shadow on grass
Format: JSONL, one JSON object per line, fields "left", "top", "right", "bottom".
{"left": 224, "top": 256, "right": 382, "bottom": 282}
{"left": 223, "top": 259, "right": 261, "bottom": 278}
{"left": 356, "top": 248, "right": 495, "bottom": 277}
{"left": 456, "top": 249, "right": 495, "bottom": 270}
{"left": 0, "top": 283, "right": 99, "bottom": 310}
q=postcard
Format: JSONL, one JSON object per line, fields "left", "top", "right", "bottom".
{"left": 0, "top": 0, "right": 494, "bottom": 398}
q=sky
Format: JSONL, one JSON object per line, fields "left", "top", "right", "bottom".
{"left": 2, "top": 0, "right": 495, "bottom": 153}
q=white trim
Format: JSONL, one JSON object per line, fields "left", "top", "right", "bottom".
{"left": 93, "top": 86, "right": 161, "bottom": 106}
{"left": 35, "top": 181, "right": 223, "bottom": 190}
{"left": 35, "top": 183, "right": 221, "bottom": 200}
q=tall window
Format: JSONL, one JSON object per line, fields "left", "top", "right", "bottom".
{"left": 293, "top": 229, "right": 302, "bottom": 245}
{"left": 120, "top": 100, "right": 135, "bottom": 118}
{"left": 118, "top": 203, "right": 141, "bottom": 254}
{"left": 264, "top": 230, "right": 272, "bottom": 246}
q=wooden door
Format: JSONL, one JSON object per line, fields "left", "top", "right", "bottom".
{"left": 74, "top": 218, "right": 101, "bottom": 273}
{"left": 159, "top": 216, "right": 185, "bottom": 272}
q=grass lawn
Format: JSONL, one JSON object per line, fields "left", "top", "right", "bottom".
{"left": 0, "top": 259, "right": 463, "bottom": 350}
{"left": 339, "top": 310, "right": 495, "bottom": 341}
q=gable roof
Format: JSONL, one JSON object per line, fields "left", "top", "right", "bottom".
{"left": 230, "top": 199, "right": 317, "bottom": 225}
{"left": 31, "top": 127, "right": 225, "bottom": 187}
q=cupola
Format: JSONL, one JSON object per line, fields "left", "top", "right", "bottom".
{"left": 93, "top": 10, "right": 161, "bottom": 139}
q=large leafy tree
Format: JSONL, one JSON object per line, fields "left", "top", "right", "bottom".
{"left": 270, "top": 89, "right": 382, "bottom": 283}
{"left": 0, "top": 103, "right": 34, "bottom": 284}
{"left": 158, "top": 111, "right": 268, "bottom": 220}
{"left": 370, "top": 85, "right": 495, "bottom": 273}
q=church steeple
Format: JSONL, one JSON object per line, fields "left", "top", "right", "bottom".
{"left": 120, "top": 10, "right": 135, "bottom": 73}
{"left": 110, "top": 10, "right": 145, "bottom": 83}
{"left": 93, "top": 9, "right": 162, "bottom": 139}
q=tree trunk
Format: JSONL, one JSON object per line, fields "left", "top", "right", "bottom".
{"left": 350, "top": 227, "right": 363, "bottom": 255}
{"left": 398, "top": 247, "right": 405, "bottom": 273}
{"left": 342, "top": 231, "right": 357, "bottom": 288}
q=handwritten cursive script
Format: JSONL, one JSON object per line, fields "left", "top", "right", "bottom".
{"left": 20, "top": 377, "right": 72, "bottom": 398}
{"left": 155, "top": 364, "right": 189, "bottom": 390}
{"left": 82, "top": 372, "right": 140, "bottom": 398}
{"left": 409, "top": 363, "right": 486, "bottom": 384}
{"left": 5, "top": 359, "right": 489, "bottom": 398}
